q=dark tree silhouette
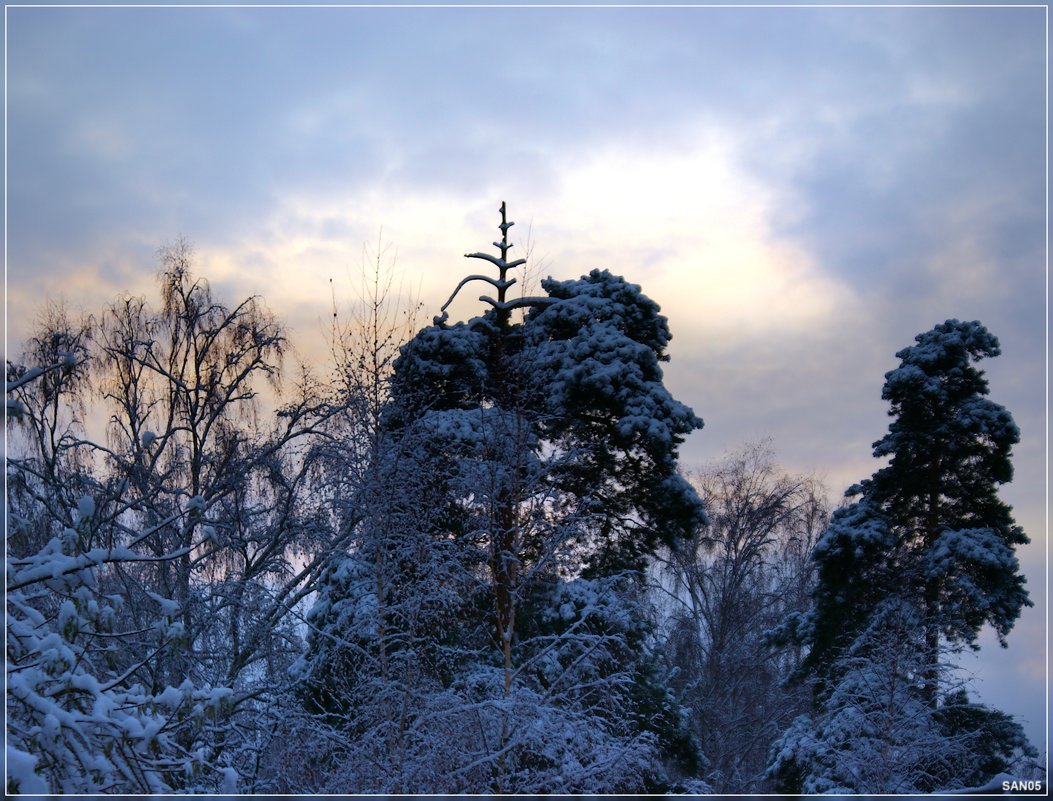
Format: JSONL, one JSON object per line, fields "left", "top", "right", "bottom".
{"left": 298, "top": 203, "right": 706, "bottom": 792}
{"left": 769, "top": 319, "right": 1034, "bottom": 794}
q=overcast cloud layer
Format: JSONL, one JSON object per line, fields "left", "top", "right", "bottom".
{"left": 5, "top": 5, "right": 1046, "bottom": 751}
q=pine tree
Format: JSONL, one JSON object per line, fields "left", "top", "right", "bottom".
{"left": 386, "top": 203, "right": 706, "bottom": 576}
{"left": 769, "top": 319, "right": 1034, "bottom": 793}
{"left": 298, "top": 203, "right": 706, "bottom": 792}
{"left": 805, "top": 320, "right": 1030, "bottom": 701}
{"left": 385, "top": 204, "right": 704, "bottom": 696}
{"left": 768, "top": 598, "right": 1035, "bottom": 794}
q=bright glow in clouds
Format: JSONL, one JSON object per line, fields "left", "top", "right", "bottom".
{"left": 222, "top": 131, "right": 860, "bottom": 362}
{"left": 542, "top": 135, "right": 860, "bottom": 338}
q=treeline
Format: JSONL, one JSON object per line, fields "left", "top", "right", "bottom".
{"left": 5, "top": 213, "right": 1039, "bottom": 793}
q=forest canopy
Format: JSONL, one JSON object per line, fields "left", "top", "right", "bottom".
{"left": 4, "top": 207, "right": 1039, "bottom": 794}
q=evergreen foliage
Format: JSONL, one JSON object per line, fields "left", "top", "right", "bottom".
{"left": 769, "top": 319, "right": 1034, "bottom": 793}
{"left": 805, "top": 320, "right": 1030, "bottom": 686}
{"left": 387, "top": 250, "right": 706, "bottom": 573}
{"left": 296, "top": 204, "right": 706, "bottom": 791}
{"left": 769, "top": 598, "right": 1035, "bottom": 794}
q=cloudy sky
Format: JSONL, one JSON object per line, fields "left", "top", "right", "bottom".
{"left": 5, "top": 4, "right": 1046, "bottom": 750}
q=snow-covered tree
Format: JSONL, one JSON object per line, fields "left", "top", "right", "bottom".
{"left": 382, "top": 204, "right": 704, "bottom": 669}
{"left": 276, "top": 413, "right": 486, "bottom": 792}
{"left": 654, "top": 442, "right": 826, "bottom": 792}
{"left": 6, "top": 243, "right": 343, "bottom": 791}
{"left": 769, "top": 319, "right": 1034, "bottom": 793}
{"left": 768, "top": 598, "right": 1034, "bottom": 794}
{"left": 296, "top": 204, "right": 705, "bottom": 792}
{"left": 259, "top": 243, "right": 486, "bottom": 793}
{"left": 801, "top": 320, "right": 1030, "bottom": 699}
{"left": 286, "top": 566, "right": 698, "bottom": 792}
{"left": 387, "top": 204, "right": 705, "bottom": 574}
{"left": 6, "top": 355, "right": 241, "bottom": 793}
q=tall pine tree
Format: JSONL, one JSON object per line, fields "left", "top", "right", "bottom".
{"left": 296, "top": 204, "right": 706, "bottom": 792}
{"left": 770, "top": 319, "right": 1033, "bottom": 793}
{"left": 806, "top": 320, "right": 1030, "bottom": 699}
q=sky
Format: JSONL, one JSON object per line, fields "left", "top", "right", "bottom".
{"left": 4, "top": 3, "right": 1047, "bottom": 754}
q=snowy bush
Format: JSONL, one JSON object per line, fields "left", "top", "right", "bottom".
{"left": 5, "top": 490, "right": 243, "bottom": 792}
{"left": 768, "top": 600, "right": 1034, "bottom": 794}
